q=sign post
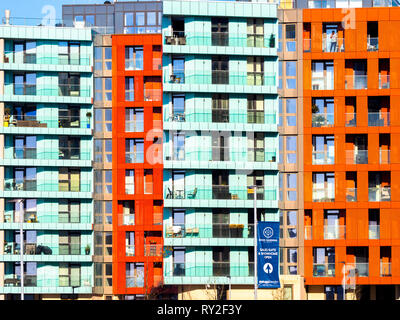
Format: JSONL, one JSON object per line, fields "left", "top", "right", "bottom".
{"left": 256, "top": 221, "right": 280, "bottom": 289}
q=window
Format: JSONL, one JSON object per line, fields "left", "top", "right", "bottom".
{"left": 105, "top": 170, "right": 112, "bottom": 194}
{"left": 104, "top": 47, "right": 112, "bottom": 70}
{"left": 13, "top": 73, "right": 36, "bottom": 95}
{"left": 313, "top": 172, "right": 335, "bottom": 202}
{"left": 212, "top": 56, "right": 229, "bottom": 84}
{"left": 126, "top": 263, "right": 144, "bottom": 287}
{"left": 287, "top": 248, "right": 297, "bottom": 263}
{"left": 59, "top": 232, "right": 80, "bottom": 255}
{"left": 147, "top": 12, "right": 156, "bottom": 26}
{"left": 312, "top": 97, "right": 334, "bottom": 127}
{"left": 59, "top": 41, "right": 80, "bottom": 65}
{"left": 285, "top": 98, "right": 296, "bottom": 126}
{"left": 94, "top": 47, "right": 102, "bottom": 71}
{"left": 58, "top": 72, "right": 80, "bottom": 97}
{"left": 248, "top": 95, "right": 264, "bottom": 124}
{"left": 126, "top": 232, "right": 135, "bottom": 256}
{"left": 124, "top": 12, "right": 134, "bottom": 34}
{"left": 125, "top": 108, "right": 144, "bottom": 132}
{"left": 286, "top": 173, "right": 297, "bottom": 201}
{"left": 212, "top": 94, "right": 229, "bottom": 123}
{"left": 125, "top": 77, "right": 135, "bottom": 101}
{"left": 247, "top": 57, "right": 264, "bottom": 86}
{"left": 144, "top": 169, "right": 153, "bottom": 194}
{"left": 286, "top": 136, "right": 297, "bottom": 164}
{"left": 125, "top": 46, "right": 143, "bottom": 70}
{"left": 59, "top": 168, "right": 80, "bottom": 192}
{"left": 312, "top": 60, "right": 334, "bottom": 90}
{"left": 212, "top": 18, "right": 229, "bottom": 46}
{"left": 247, "top": 18, "right": 264, "bottom": 47}
{"left": 285, "top": 24, "right": 296, "bottom": 52}
{"left": 126, "top": 139, "right": 144, "bottom": 163}
{"left": 59, "top": 263, "right": 80, "bottom": 287}
{"left": 125, "top": 170, "right": 135, "bottom": 194}
{"left": 105, "top": 78, "right": 112, "bottom": 101}
{"left": 285, "top": 61, "right": 296, "bottom": 89}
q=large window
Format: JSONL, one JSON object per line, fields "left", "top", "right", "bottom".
{"left": 125, "top": 46, "right": 143, "bottom": 70}
{"left": 248, "top": 95, "right": 264, "bottom": 124}
{"left": 125, "top": 139, "right": 144, "bottom": 163}
{"left": 125, "top": 170, "right": 135, "bottom": 194}
{"left": 125, "top": 108, "right": 144, "bottom": 132}
{"left": 125, "top": 77, "right": 135, "bottom": 101}
{"left": 126, "top": 263, "right": 144, "bottom": 287}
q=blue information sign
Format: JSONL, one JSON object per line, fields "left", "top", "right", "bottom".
{"left": 257, "top": 221, "right": 280, "bottom": 288}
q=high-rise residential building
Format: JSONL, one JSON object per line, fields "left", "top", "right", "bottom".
{"left": 62, "top": 1, "right": 162, "bottom": 300}
{"left": 111, "top": 33, "right": 166, "bottom": 299}
{"left": 0, "top": 20, "right": 94, "bottom": 300}
{"left": 161, "top": 0, "right": 303, "bottom": 300}
{"left": 277, "top": 0, "right": 400, "bottom": 300}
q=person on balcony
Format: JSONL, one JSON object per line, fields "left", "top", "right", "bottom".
{"left": 330, "top": 31, "right": 337, "bottom": 52}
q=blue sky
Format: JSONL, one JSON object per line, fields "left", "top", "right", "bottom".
{"left": 0, "top": 0, "right": 104, "bottom": 20}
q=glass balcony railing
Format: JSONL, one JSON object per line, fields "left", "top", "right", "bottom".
{"left": 345, "top": 113, "right": 357, "bottom": 127}
{"left": 354, "top": 263, "right": 369, "bottom": 277}
{"left": 324, "top": 225, "right": 346, "bottom": 240}
{"left": 165, "top": 223, "right": 254, "bottom": 239}
{"left": 125, "top": 152, "right": 144, "bottom": 163}
{"left": 379, "top": 74, "right": 390, "bottom": 89}
{"left": 368, "top": 112, "right": 390, "bottom": 126}
{"left": 369, "top": 225, "right": 380, "bottom": 239}
{"left": 4, "top": 115, "right": 87, "bottom": 129}
{"left": 367, "top": 37, "right": 379, "bottom": 51}
{"left": 345, "top": 150, "right": 368, "bottom": 164}
{"left": 346, "top": 188, "right": 357, "bottom": 202}
{"left": 126, "top": 245, "right": 135, "bottom": 256}
{"left": 167, "top": 70, "right": 185, "bottom": 84}
{"left": 3, "top": 211, "right": 38, "bottom": 223}
{"left": 13, "top": 147, "right": 37, "bottom": 159}
{"left": 345, "top": 75, "right": 367, "bottom": 90}
{"left": 125, "top": 58, "right": 143, "bottom": 71}
{"left": 322, "top": 37, "right": 345, "bottom": 52}
{"left": 380, "top": 150, "right": 390, "bottom": 164}
{"left": 164, "top": 111, "right": 275, "bottom": 124}
{"left": 12, "top": 84, "right": 91, "bottom": 97}
{"left": 312, "top": 151, "right": 335, "bottom": 165}
{"left": 381, "top": 262, "right": 391, "bottom": 277}
{"left": 308, "top": 0, "right": 336, "bottom": 8}
{"left": 4, "top": 51, "right": 91, "bottom": 66}
{"left": 4, "top": 242, "right": 89, "bottom": 256}
{"left": 368, "top": 186, "right": 391, "bottom": 202}
{"left": 312, "top": 187, "right": 335, "bottom": 202}
{"left": 313, "top": 263, "right": 335, "bottom": 277}
{"left": 164, "top": 185, "right": 276, "bottom": 201}
{"left": 164, "top": 31, "right": 275, "bottom": 48}
{"left": 119, "top": 214, "right": 135, "bottom": 226}
{"left": 6, "top": 148, "right": 90, "bottom": 161}
{"left": 144, "top": 88, "right": 162, "bottom": 101}
{"left": 373, "top": 0, "right": 399, "bottom": 7}
{"left": 312, "top": 113, "right": 334, "bottom": 127}
{"left": 4, "top": 274, "right": 37, "bottom": 287}
{"left": 165, "top": 262, "right": 255, "bottom": 278}
{"left": 303, "top": 39, "right": 311, "bottom": 52}
{"left": 311, "top": 76, "right": 334, "bottom": 90}
{"left": 4, "top": 179, "right": 37, "bottom": 191}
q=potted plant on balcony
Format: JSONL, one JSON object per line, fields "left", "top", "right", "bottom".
{"left": 86, "top": 111, "right": 92, "bottom": 129}
{"left": 85, "top": 244, "right": 91, "bottom": 255}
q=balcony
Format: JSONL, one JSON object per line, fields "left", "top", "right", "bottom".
{"left": 354, "top": 263, "right": 369, "bottom": 277}
{"left": 144, "top": 244, "right": 163, "bottom": 257}
{"left": 164, "top": 32, "right": 187, "bottom": 45}
{"left": 368, "top": 112, "right": 390, "bottom": 126}
{"left": 13, "top": 147, "right": 37, "bottom": 160}
{"left": 380, "top": 150, "right": 390, "bottom": 164}
{"left": 313, "top": 263, "right": 335, "bottom": 277}
{"left": 322, "top": 37, "right": 344, "bottom": 52}
{"left": 367, "top": 38, "right": 379, "bottom": 51}
{"left": 59, "top": 148, "right": 89, "bottom": 160}
{"left": 311, "top": 76, "right": 334, "bottom": 90}
{"left": 345, "top": 113, "right": 357, "bottom": 127}
{"left": 164, "top": 185, "right": 276, "bottom": 201}
{"left": 312, "top": 188, "right": 335, "bottom": 202}
{"left": 4, "top": 274, "right": 37, "bottom": 287}
{"left": 4, "top": 211, "right": 38, "bottom": 223}
{"left": 4, "top": 116, "right": 47, "bottom": 128}
{"left": 369, "top": 225, "right": 380, "bottom": 239}
{"left": 368, "top": 187, "right": 391, "bottom": 202}
{"left": 4, "top": 51, "right": 91, "bottom": 66}
{"left": 312, "top": 113, "right": 334, "bottom": 127}
{"left": 312, "top": 151, "right": 334, "bottom": 165}
{"left": 345, "top": 150, "right": 368, "bottom": 164}
{"left": 168, "top": 70, "right": 185, "bottom": 84}
{"left": 153, "top": 57, "right": 162, "bottom": 71}
{"left": 212, "top": 32, "right": 229, "bottom": 47}
{"left": 125, "top": 152, "right": 144, "bottom": 163}
{"left": 379, "top": 75, "right": 390, "bottom": 89}
{"left": 125, "top": 58, "right": 143, "bottom": 71}
{"left": 380, "top": 262, "right": 391, "bottom": 277}
{"left": 13, "top": 83, "right": 36, "bottom": 95}
{"left": 165, "top": 223, "right": 254, "bottom": 239}
{"left": 119, "top": 214, "right": 135, "bottom": 226}
{"left": 126, "top": 245, "right": 135, "bottom": 257}
{"left": 324, "top": 225, "right": 346, "bottom": 240}
{"left": 3, "top": 242, "right": 41, "bottom": 255}
{"left": 144, "top": 88, "right": 162, "bottom": 102}
{"left": 4, "top": 179, "right": 36, "bottom": 191}
{"left": 167, "top": 262, "right": 254, "bottom": 278}
{"left": 346, "top": 188, "right": 357, "bottom": 202}
{"left": 345, "top": 75, "right": 367, "bottom": 90}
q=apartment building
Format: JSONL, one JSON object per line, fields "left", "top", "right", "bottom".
{"left": 62, "top": 1, "right": 162, "bottom": 300}
{"left": 161, "top": 0, "right": 304, "bottom": 300}
{"left": 0, "top": 21, "right": 94, "bottom": 300}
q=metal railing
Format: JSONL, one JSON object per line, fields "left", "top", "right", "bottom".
{"left": 367, "top": 37, "right": 379, "bottom": 51}
{"left": 345, "top": 113, "right": 357, "bottom": 127}
{"left": 344, "top": 75, "right": 368, "bottom": 90}
{"left": 312, "top": 113, "right": 334, "bottom": 127}
{"left": 379, "top": 74, "right": 390, "bottom": 89}
{"left": 313, "top": 263, "right": 335, "bottom": 277}
{"left": 165, "top": 223, "right": 254, "bottom": 239}
{"left": 322, "top": 37, "right": 345, "bottom": 52}
{"left": 345, "top": 150, "right": 368, "bottom": 164}
{"left": 312, "top": 151, "right": 334, "bottom": 165}
{"left": 164, "top": 185, "right": 276, "bottom": 201}
{"left": 368, "top": 186, "right": 391, "bottom": 202}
